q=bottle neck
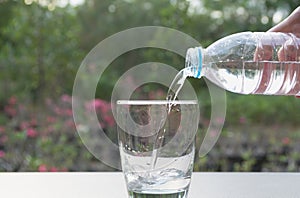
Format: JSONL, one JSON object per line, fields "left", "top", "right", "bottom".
{"left": 185, "top": 47, "right": 204, "bottom": 78}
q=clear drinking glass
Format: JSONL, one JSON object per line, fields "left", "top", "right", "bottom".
{"left": 117, "top": 100, "right": 199, "bottom": 198}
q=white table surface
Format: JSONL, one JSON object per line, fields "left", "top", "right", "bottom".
{"left": 1, "top": 172, "right": 300, "bottom": 198}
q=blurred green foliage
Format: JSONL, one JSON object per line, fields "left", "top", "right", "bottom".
{"left": 0, "top": 1, "right": 83, "bottom": 103}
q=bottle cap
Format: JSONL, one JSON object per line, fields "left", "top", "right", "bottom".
{"left": 185, "top": 47, "right": 202, "bottom": 78}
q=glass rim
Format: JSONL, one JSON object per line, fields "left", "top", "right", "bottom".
{"left": 116, "top": 100, "right": 198, "bottom": 105}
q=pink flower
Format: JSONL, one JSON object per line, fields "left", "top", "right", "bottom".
{"left": 208, "top": 129, "right": 218, "bottom": 138}
{"left": 45, "top": 98, "right": 53, "bottom": 106}
{"left": 85, "top": 99, "right": 111, "bottom": 113}
{"left": 30, "top": 118, "right": 37, "bottom": 127}
{"left": 85, "top": 100, "right": 95, "bottom": 111}
{"left": 64, "top": 109, "right": 73, "bottom": 116}
{"left": 38, "top": 164, "right": 47, "bottom": 172}
{"left": 20, "top": 121, "right": 30, "bottom": 130}
{"left": 282, "top": 137, "right": 290, "bottom": 145}
{"left": 148, "top": 91, "right": 156, "bottom": 100}
{"left": 148, "top": 89, "right": 166, "bottom": 100}
{"left": 8, "top": 96, "right": 17, "bottom": 105}
{"left": 61, "top": 94, "right": 72, "bottom": 103}
{"left": 94, "top": 99, "right": 105, "bottom": 109}
{"left": 46, "top": 126, "right": 54, "bottom": 133}
{"left": 54, "top": 107, "right": 63, "bottom": 115}
{"left": 46, "top": 116, "right": 57, "bottom": 123}
{"left": 0, "top": 135, "right": 8, "bottom": 144}
{"left": 50, "top": 167, "right": 58, "bottom": 172}
{"left": 103, "top": 115, "right": 115, "bottom": 127}
{"left": 101, "top": 102, "right": 112, "bottom": 115}
{"left": 18, "top": 104, "right": 25, "bottom": 112}
{"left": 239, "top": 116, "right": 247, "bottom": 124}
{"left": 64, "top": 120, "right": 75, "bottom": 129}
{"left": 4, "top": 106, "right": 17, "bottom": 117}
{"left": 214, "top": 117, "right": 225, "bottom": 125}
{"left": 0, "top": 126, "right": 5, "bottom": 133}
{"left": 0, "top": 150, "right": 5, "bottom": 158}
{"left": 202, "top": 119, "right": 210, "bottom": 127}
{"left": 27, "top": 128, "right": 38, "bottom": 138}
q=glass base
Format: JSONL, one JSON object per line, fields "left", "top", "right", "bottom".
{"left": 128, "top": 190, "right": 188, "bottom": 198}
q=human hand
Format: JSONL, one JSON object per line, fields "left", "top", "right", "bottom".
{"left": 253, "top": 7, "right": 300, "bottom": 95}
{"left": 268, "top": 6, "right": 300, "bottom": 61}
{"left": 268, "top": 6, "right": 300, "bottom": 37}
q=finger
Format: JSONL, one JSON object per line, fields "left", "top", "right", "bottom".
{"left": 254, "top": 45, "right": 273, "bottom": 61}
{"left": 268, "top": 6, "right": 300, "bottom": 33}
{"left": 278, "top": 37, "right": 300, "bottom": 61}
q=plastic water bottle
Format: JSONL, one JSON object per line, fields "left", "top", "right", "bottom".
{"left": 185, "top": 32, "right": 300, "bottom": 95}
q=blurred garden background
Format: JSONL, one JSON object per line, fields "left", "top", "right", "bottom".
{"left": 0, "top": 0, "right": 300, "bottom": 172}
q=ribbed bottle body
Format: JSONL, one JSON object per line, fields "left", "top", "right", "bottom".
{"left": 186, "top": 32, "right": 300, "bottom": 95}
